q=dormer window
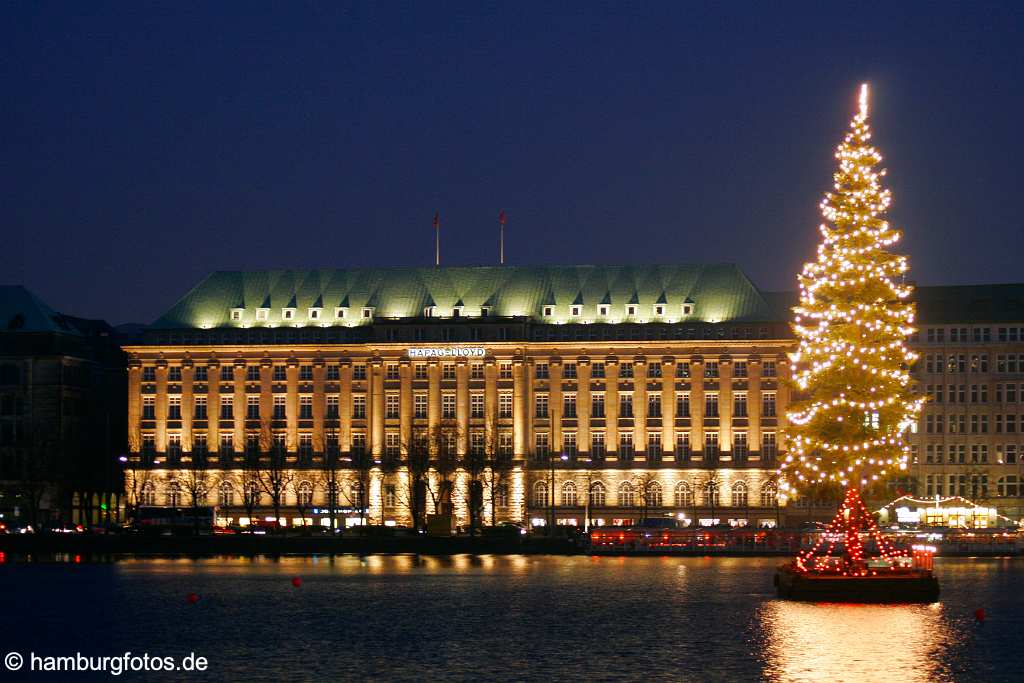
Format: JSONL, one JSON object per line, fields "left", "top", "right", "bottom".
{"left": 543, "top": 306, "right": 554, "bottom": 318}
{"left": 309, "top": 308, "right": 322, "bottom": 321}
{"left": 598, "top": 304, "right": 610, "bottom": 317}
{"left": 256, "top": 308, "right": 269, "bottom": 321}
{"left": 570, "top": 305, "right": 582, "bottom": 317}
{"left": 626, "top": 305, "right": 637, "bottom": 316}
{"left": 452, "top": 306, "right": 463, "bottom": 318}
{"left": 480, "top": 306, "right": 491, "bottom": 317}
{"left": 424, "top": 306, "right": 436, "bottom": 318}
{"left": 335, "top": 307, "right": 348, "bottom": 320}
{"left": 654, "top": 304, "right": 665, "bottom": 316}
{"left": 230, "top": 308, "right": 244, "bottom": 322}
{"left": 682, "top": 303, "right": 694, "bottom": 316}
{"left": 282, "top": 308, "right": 296, "bottom": 321}
{"left": 362, "top": 307, "right": 374, "bottom": 320}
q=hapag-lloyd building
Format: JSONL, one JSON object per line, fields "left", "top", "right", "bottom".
{"left": 122, "top": 264, "right": 797, "bottom": 528}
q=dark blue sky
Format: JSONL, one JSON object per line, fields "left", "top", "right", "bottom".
{"left": 5, "top": 2, "right": 1023, "bottom": 324}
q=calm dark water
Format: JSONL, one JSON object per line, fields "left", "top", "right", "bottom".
{"left": 1, "top": 555, "right": 1020, "bottom": 682}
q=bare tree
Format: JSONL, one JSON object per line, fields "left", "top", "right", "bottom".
{"left": 319, "top": 428, "right": 342, "bottom": 532}
{"left": 462, "top": 434, "right": 488, "bottom": 536}
{"left": 633, "top": 472, "right": 660, "bottom": 523}
{"left": 240, "top": 436, "right": 261, "bottom": 532}
{"left": 179, "top": 445, "right": 212, "bottom": 534}
{"left": 257, "top": 425, "right": 294, "bottom": 532}
{"left": 483, "top": 429, "right": 513, "bottom": 528}
{"left": 402, "top": 429, "right": 431, "bottom": 532}
{"left": 349, "top": 441, "right": 374, "bottom": 527}
{"left": 426, "top": 422, "right": 461, "bottom": 521}
{"left": 290, "top": 472, "right": 320, "bottom": 533}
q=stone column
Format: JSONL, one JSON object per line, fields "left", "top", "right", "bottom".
{"left": 748, "top": 356, "right": 762, "bottom": 458}
{"left": 513, "top": 356, "right": 527, "bottom": 458}
{"left": 181, "top": 360, "right": 194, "bottom": 452}
{"left": 577, "top": 356, "right": 591, "bottom": 457}
{"left": 370, "top": 356, "right": 384, "bottom": 457}
{"left": 634, "top": 356, "right": 647, "bottom": 462}
{"left": 661, "top": 357, "right": 674, "bottom": 462}
{"left": 399, "top": 359, "right": 413, "bottom": 453}
{"left": 549, "top": 357, "right": 562, "bottom": 454}
{"left": 456, "top": 359, "right": 469, "bottom": 455}
{"left": 690, "top": 356, "right": 705, "bottom": 457}
{"left": 606, "top": 356, "right": 619, "bottom": 459}
{"left": 719, "top": 355, "right": 733, "bottom": 460}
{"left": 286, "top": 357, "right": 299, "bottom": 452}
{"left": 233, "top": 360, "right": 246, "bottom": 452}
{"left": 427, "top": 359, "right": 441, "bottom": 434}
{"left": 207, "top": 360, "right": 220, "bottom": 454}
{"left": 313, "top": 357, "right": 326, "bottom": 454}
{"left": 339, "top": 358, "right": 352, "bottom": 452}
{"left": 484, "top": 356, "right": 498, "bottom": 444}
{"left": 155, "top": 360, "right": 168, "bottom": 453}
{"left": 128, "top": 359, "right": 141, "bottom": 454}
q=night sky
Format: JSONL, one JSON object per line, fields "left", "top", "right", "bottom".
{"left": 5, "top": 2, "right": 1023, "bottom": 325}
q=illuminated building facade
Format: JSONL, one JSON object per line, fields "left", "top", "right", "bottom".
{"left": 123, "top": 265, "right": 792, "bottom": 528}
{"left": 906, "top": 284, "right": 1024, "bottom": 523}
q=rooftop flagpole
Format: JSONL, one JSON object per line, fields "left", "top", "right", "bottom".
{"left": 433, "top": 211, "right": 440, "bottom": 266}
{"left": 498, "top": 209, "right": 506, "bottom": 265}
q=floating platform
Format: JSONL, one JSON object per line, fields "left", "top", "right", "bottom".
{"left": 774, "top": 563, "right": 940, "bottom": 603}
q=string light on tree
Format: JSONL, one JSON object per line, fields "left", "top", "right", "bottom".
{"left": 778, "top": 83, "right": 925, "bottom": 500}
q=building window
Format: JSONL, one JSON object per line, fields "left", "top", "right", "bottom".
{"left": 299, "top": 434, "right": 313, "bottom": 459}
{"left": 591, "top": 362, "right": 605, "bottom": 378}
{"left": 762, "top": 432, "right": 777, "bottom": 460}
{"left": 674, "top": 481, "right": 694, "bottom": 507}
{"left": 385, "top": 393, "right": 400, "bottom": 419}
{"left": 620, "top": 362, "right": 634, "bottom": 378}
{"left": 300, "top": 395, "right": 313, "bottom": 419}
{"left": 561, "top": 481, "right": 578, "bottom": 506}
{"left": 598, "top": 304, "right": 610, "bottom": 317}
{"left": 385, "top": 432, "right": 401, "bottom": 460}
{"left": 414, "top": 363, "right": 428, "bottom": 380}
{"left": 676, "top": 432, "right": 690, "bottom": 462}
{"left": 140, "top": 482, "right": 157, "bottom": 507}
{"left": 591, "top": 393, "right": 605, "bottom": 418}
{"left": 619, "top": 393, "right": 633, "bottom": 418}
{"left": 703, "top": 480, "right": 720, "bottom": 507}
{"left": 534, "top": 433, "right": 549, "bottom": 459}
{"left": 142, "top": 366, "right": 156, "bottom": 382}
{"left": 648, "top": 433, "right": 661, "bottom": 458}
{"left": 563, "top": 394, "right": 577, "bottom": 419}
{"left": 219, "top": 396, "right": 233, "bottom": 420}
{"left": 499, "top": 362, "right": 513, "bottom": 379}
{"left": 442, "top": 394, "right": 456, "bottom": 419}
{"left": 493, "top": 484, "right": 509, "bottom": 508}
{"left": 563, "top": 432, "right": 577, "bottom": 458}
{"left": 168, "top": 366, "right": 182, "bottom": 382}
{"left": 414, "top": 394, "right": 428, "bottom": 419}
{"left": 220, "top": 366, "right": 233, "bottom": 382}
{"left": 194, "top": 366, "right": 208, "bottom": 382}
{"left": 734, "top": 431, "right": 748, "bottom": 460}
{"left": 731, "top": 482, "right": 748, "bottom": 507}
{"left": 762, "top": 392, "right": 777, "bottom": 417}
{"left": 733, "top": 361, "right": 748, "bottom": 378}
{"left": 705, "top": 432, "right": 719, "bottom": 459}
{"left": 471, "top": 393, "right": 485, "bottom": 419}
{"left": 677, "top": 393, "right": 690, "bottom": 418}
{"left": 570, "top": 305, "right": 581, "bottom": 317}
{"left": 353, "top": 364, "right": 367, "bottom": 380}
{"left": 648, "top": 394, "right": 661, "bottom": 418}
{"left": 704, "top": 361, "right": 719, "bottom": 378}
{"left": 675, "top": 362, "right": 690, "bottom": 379}
{"left": 282, "top": 308, "right": 295, "bottom": 321}
{"left": 272, "top": 395, "right": 286, "bottom": 420}
{"left": 442, "top": 363, "right": 456, "bottom": 380}
{"left": 535, "top": 362, "right": 549, "bottom": 379}
{"left": 166, "top": 481, "right": 182, "bottom": 507}
{"left": 535, "top": 394, "right": 549, "bottom": 419}
{"left": 142, "top": 396, "right": 155, "bottom": 420}
{"left": 256, "top": 308, "right": 269, "bottom": 321}
{"left": 326, "top": 395, "right": 339, "bottom": 419}
{"left": 470, "top": 363, "right": 485, "bottom": 380}
{"left": 533, "top": 481, "right": 549, "bottom": 507}
{"left": 247, "top": 395, "right": 260, "bottom": 419}
{"left": 705, "top": 393, "right": 719, "bottom": 418}
{"left": 618, "top": 482, "right": 635, "bottom": 507}
{"left": 499, "top": 393, "right": 513, "bottom": 419}
{"left": 733, "top": 392, "right": 747, "bottom": 417}
{"left": 763, "top": 360, "right": 777, "bottom": 378}
{"left": 385, "top": 363, "right": 400, "bottom": 381}
{"left": 626, "top": 305, "right": 637, "bottom": 317}
{"left": 192, "top": 396, "right": 206, "bottom": 420}
{"left": 353, "top": 395, "right": 366, "bottom": 419}
{"left": 361, "top": 307, "right": 374, "bottom": 320}
{"left": 543, "top": 306, "right": 554, "bottom": 318}
{"left": 760, "top": 482, "right": 777, "bottom": 508}
{"left": 218, "top": 481, "right": 234, "bottom": 507}
{"left": 590, "top": 482, "right": 606, "bottom": 507}
{"left": 591, "top": 432, "right": 605, "bottom": 459}
{"left": 619, "top": 432, "right": 634, "bottom": 461}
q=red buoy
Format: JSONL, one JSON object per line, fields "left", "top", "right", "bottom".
{"left": 186, "top": 593, "right": 200, "bottom": 605}
{"left": 291, "top": 576, "right": 302, "bottom": 588}
{"left": 975, "top": 608, "right": 986, "bottom": 623}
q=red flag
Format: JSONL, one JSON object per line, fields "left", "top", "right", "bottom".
{"left": 433, "top": 211, "right": 440, "bottom": 230}
{"left": 498, "top": 209, "right": 506, "bottom": 226}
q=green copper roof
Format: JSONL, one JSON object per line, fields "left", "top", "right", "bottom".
{"left": 150, "top": 264, "right": 778, "bottom": 329}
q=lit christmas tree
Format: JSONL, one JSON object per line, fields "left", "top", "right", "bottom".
{"left": 779, "top": 84, "right": 924, "bottom": 504}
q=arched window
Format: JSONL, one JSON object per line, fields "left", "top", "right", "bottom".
{"left": 245, "top": 481, "right": 261, "bottom": 507}
{"left": 731, "top": 481, "right": 748, "bottom": 507}
{"left": 760, "top": 482, "right": 778, "bottom": 508}
{"left": 589, "top": 481, "right": 606, "bottom": 507}
{"left": 617, "top": 481, "right": 635, "bottom": 507}
{"left": 218, "top": 481, "right": 234, "bottom": 507}
{"left": 325, "top": 481, "right": 339, "bottom": 507}
{"left": 533, "top": 481, "right": 549, "bottom": 507}
{"left": 997, "top": 476, "right": 1019, "bottom": 497}
{"left": 493, "top": 484, "right": 509, "bottom": 508}
{"left": 140, "top": 481, "right": 157, "bottom": 506}
{"left": 297, "top": 480, "right": 313, "bottom": 506}
{"left": 350, "top": 481, "right": 364, "bottom": 507}
{"left": 703, "top": 480, "right": 719, "bottom": 507}
{"left": 192, "top": 483, "right": 208, "bottom": 507}
{"left": 646, "top": 481, "right": 663, "bottom": 507}
{"left": 561, "top": 481, "right": 578, "bottom": 507}
{"left": 674, "top": 481, "right": 693, "bottom": 507}
{"left": 166, "top": 481, "right": 182, "bottom": 507}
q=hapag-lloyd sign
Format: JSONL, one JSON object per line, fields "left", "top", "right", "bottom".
{"left": 407, "top": 346, "right": 486, "bottom": 359}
